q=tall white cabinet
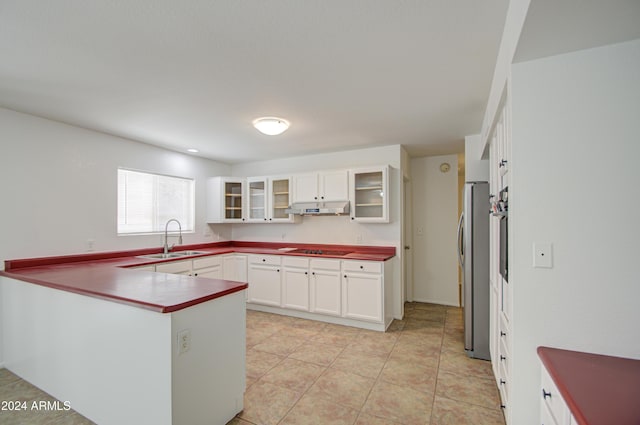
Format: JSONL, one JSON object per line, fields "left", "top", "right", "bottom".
{"left": 489, "top": 95, "right": 512, "bottom": 423}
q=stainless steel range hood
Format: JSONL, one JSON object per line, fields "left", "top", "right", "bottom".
{"left": 285, "top": 201, "right": 350, "bottom": 216}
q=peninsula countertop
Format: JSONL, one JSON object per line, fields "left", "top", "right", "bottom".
{"left": 0, "top": 241, "right": 395, "bottom": 313}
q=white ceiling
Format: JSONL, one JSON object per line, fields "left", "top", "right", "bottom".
{"left": 0, "top": 1, "right": 509, "bottom": 163}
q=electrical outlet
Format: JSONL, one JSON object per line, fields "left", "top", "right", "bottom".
{"left": 177, "top": 329, "right": 191, "bottom": 354}
{"left": 533, "top": 243, "right": 553, "bottom": 268}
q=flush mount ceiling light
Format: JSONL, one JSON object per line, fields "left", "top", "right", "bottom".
{"left": 252, "top": 117, "right": 290, "bottom": 136}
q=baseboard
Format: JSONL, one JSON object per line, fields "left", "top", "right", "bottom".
{"left": 410, "top": 297, "right": 460, "bottom": 307}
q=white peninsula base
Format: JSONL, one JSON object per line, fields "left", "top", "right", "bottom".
{"left": 1, "top": 276, "right": 246, "bottom": 425}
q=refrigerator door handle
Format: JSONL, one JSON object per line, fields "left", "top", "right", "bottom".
{"left": 457, "top": 212, "right": 464, "bottom": 267}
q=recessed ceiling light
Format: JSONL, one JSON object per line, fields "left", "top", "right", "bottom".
{"left": 187, "top": 148, "right": 199, "bottom": 153}
{"left": 252, "top": 117, "right": 290, "bottom": 136}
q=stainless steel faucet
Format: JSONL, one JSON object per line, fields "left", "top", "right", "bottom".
{"left": 163, "top": 219, "right": 183, "bottom": 254}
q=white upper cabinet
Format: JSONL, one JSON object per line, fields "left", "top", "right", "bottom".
{"left": 246, "top": 176, "right": 295, "bottom": 223}
{"left": 207, "top": 177, "right": 246, "bottom": 223}
{"left": 246, "top": 177, "right": 268, "bottom": 222}
{"left": 269, "top": 176, "right": 295, "bottom": 223}
{"left": 349, "top": 166, "right": 389, "bottom": 223}
{"left": 293, "top": 170, "right": 349, "bottom": 203}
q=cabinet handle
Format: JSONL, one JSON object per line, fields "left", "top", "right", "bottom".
{"left": 499, "top": 159, "right": 508, "bottom": 167}
{"left": 500, "top": 379, "right": 506, "bottom": 385}
{"left": 500, "top": 404, "right": 506, "bottom": 410}
{"left": 542, "top": 389, "right": 551, "bottom": 399}
{"left": 500, "top": 331, "right": 507, "bottom": 337}
{"left": 500, "top": 355, "right": 506, "bottom": 361}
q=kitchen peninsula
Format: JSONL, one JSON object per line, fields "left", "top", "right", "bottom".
{"left": 0, "top": 241, "right": 395, "bottom": 425}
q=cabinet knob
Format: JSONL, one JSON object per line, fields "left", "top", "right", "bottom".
{"left": 344, "top": 275, "right": 347, "bottom": 278}
{"left": 269, "top": 218, "right": 272, "bottom": 221}
{"left": 351, "top": 217, "right": 354, "bottom": 220}
{"left": 321, "top": 196, "right": 324, "bottom": 200}
{"left": 312, "top": 272, "right": 315, "bottom": 275}
{"left": 542, "top": 389, "right": 551, "bottom": 399}
{"left": 264, "top": 218, "right": 267, "bottom": 221}
{"left": 305, "top": 272, "right": 308, "bottom": 275}
{"left": 360, "top": 265, "right": 364, "bottom": 269}
{"left": 314, "top": 196, "right": 318, "bottom": 200}
{"left": 277, "top": 269, "right": 280, "bottom": 272}
{"left": 194, "top": 273, "right": 198, "bottom": 276}
{"left": 262, "top": 259, "right": 266, "bottom": 262}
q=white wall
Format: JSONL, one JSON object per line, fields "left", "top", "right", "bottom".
{"left": 464, "top": 134, "right": 489, "bottom": 181}
{"left": 510, "top": 39, "right": 640, "bottom": 424}
{"left": 230, "top": 145, "right": 404, "bottom": 318}
{"left": 410, "top": 154, "right": 459, "bottom": 306}
{"left": 0, "top": 108, "right": 231, "bottom": 265}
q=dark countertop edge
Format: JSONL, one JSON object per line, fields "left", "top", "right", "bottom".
{"left": 4, "top": 241, "right": 396, "bottom": 271}
{"left": 537, "top": 346, "right": 640, "bottom": 425}
{"left": 0, "top": 270, "right": 249, "bottom": 313}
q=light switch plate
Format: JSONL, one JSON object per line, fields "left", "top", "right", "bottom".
{"left": 533, "top": 243, "right": 553, "bottom": 268}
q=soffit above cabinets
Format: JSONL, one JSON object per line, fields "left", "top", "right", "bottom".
{"left": 514, "top": 0, "right": 640, "bottom": 63}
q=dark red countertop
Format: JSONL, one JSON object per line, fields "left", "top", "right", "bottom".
{"left": 0, "top": 241, "right": 395, "bottom": 314}
{"left": 538, "top": 346, "right": 640, "bottom": 425}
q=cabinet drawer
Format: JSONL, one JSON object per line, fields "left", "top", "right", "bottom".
{"left": 282, "top": 256, "right": 309, "bottom": 268}
{"left": 541, "top": 367, "right": 569, "bottom": 425}
{"left": 249, "top": 254, "right": 281, "bottom": 266}
{"left": 309, "top": 258, "right": 341, "bottom": 271}
{"left": 343, "top": 260, "right": 381, "bottom": 274}
{"left": 193, "top": 256, "right": 222, "bottom": 270}
{"left": 499, "top": 334, "right": 510, "bottom": 377}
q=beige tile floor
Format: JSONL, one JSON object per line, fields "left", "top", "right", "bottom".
{"left": 0, "top": 302, "right": 504, "bottom": 425}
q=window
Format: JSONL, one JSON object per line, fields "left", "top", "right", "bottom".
{"left": 117, "top": 168, "right": 195, "bottom": 235}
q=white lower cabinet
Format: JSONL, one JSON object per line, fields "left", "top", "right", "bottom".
{"left": 281, "top": 256, "right": 310, "bottom": 311}
{"left": 192, "top": 256, "right": 223, "bottom": 278}
{"left": 155, "top": 259, "right": 192, "bottom": 275}
{"left": 540, "top": 366, "right": 575, "bottom": 425}
{"left": 309, "top": 259, "right": 342, "bottom": 317}
{"left": 247, "top": 255, "right": 282, "bottom": 307}
{"left": 223, "top": 254, "right": 248, "bottom": 282}
{"left": 342, "top": 260, "right": 383, "bottom": 322}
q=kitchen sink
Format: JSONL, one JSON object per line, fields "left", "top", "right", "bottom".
{"left": 137, "top": 251, "right": 208, "bottom": 260}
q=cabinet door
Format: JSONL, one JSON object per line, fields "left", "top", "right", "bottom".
{"left": 310, "top": 268, "right": 342, "bottom": 316}
{"left": 223, "top": 255, "right": 248, "bottom": 283}
{"left": 282, "top": 267, "right": 310, "bottom": 311}
{"left": 223, "top": 179, "right": 245, "bottom": 222}
{"left": 247, "top": 177, "right": 268, "bottom": 222}
{"left": 350, "top": 166, "right": 389, "bottom": 223}
{"left": 269, "top": 177, "right": 293, "bottom": 222}
{"left": 248, "top": 261, "right": 281, "bottom": 306}
{"left": 320, "top": 170, "right": 348, "bottom": 201}
{"left": 342, "top": 272, "right": 382, "bottom": 322}
{"left": 293, "top": 173, "right": 319, "bottom": 202}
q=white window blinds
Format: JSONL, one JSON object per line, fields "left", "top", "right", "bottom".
{"left": 117, "top": 169, "right": 194, "bottom": 234}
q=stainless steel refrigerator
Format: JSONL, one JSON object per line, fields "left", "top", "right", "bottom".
{"left": 457, "top": 181, "right": 490, "bottom": 360}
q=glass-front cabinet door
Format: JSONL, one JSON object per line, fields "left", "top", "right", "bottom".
{"left": 269, "top": 177, "right": 293, "bottom": 222}
{"left": 223, "top": 179, "right": 245, "bottom": 221}
{"left": 349, "top": 166, "right": 389, "bottom": 223}
{"left": 247, "top": 177, "right": 268, "bottom": 222}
